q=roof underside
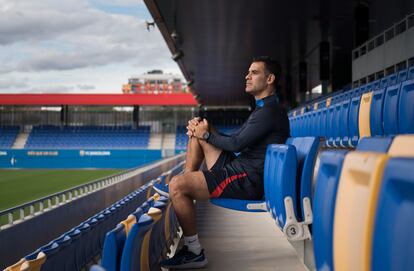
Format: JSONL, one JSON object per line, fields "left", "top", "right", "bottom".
{"left": 144, "top": 0, "right": 356, "bottom": 106}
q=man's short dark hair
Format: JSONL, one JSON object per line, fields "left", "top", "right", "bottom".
{"left": 252, "top": 56, "right": 282, "bottom": 85}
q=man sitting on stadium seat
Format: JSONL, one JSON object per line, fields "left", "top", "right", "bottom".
{"left": 154, "top": 56, "right": 290, "bottom": 269}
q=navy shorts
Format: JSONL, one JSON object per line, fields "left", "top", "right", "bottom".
{"left": 202, "top": 151, "right": 262, "bottom": 200}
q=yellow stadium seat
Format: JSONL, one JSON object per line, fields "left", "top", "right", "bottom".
{"left": 3, "top": 258, "right": 25, "bottom": 271}
{"left": 388, "top": 134, "right": 414, "bottom": 157}
{"left": 358, "top": 92, "right": 372, "bottom": 139}
{"left": 120, "top": 215, "right": 137, "bottom": 235}
{"left": 333, "top": 151, "right": 388, "bottom": 271}
{"left": 20, "top": 252, "right": 46, "bottom": 271}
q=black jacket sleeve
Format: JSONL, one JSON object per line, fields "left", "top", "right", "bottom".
{"left": 206, "top": 108, "right": 272, "bottom": 152}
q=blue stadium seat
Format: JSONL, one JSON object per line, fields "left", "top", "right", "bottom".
{"left": 370, "top": 88, "right": 386, "bottom": 136}
{"left": 355, "top": 137, "right": 393, "bottom": 152}
{"left": 313, "top": 150, "right": 348, "bottom": 271}
{"left": 266, "top": 137, "right": 318, "bottom": 241}
{"left": 397, "top": 69, "right": 408, "bottom": 83}
{"left": 340, "top": 99, "right": 351, "bottom": 147}
{"left": 74, "top": 223, "right": 92, "bottom": 269}
{"left": 320, "top": 108, "right": 327, "bottom": 139}
{"left": 326, "top": 106, "right": 335, "bottom": 146}
{"left": 101, "top": 224, "right": 126, "bottom": 271}
{"left": 380, "top": 77, "right": 388, "bottom": 89}
{"left": 372, "top": 79, "right": 380, "bottom": 90}
{"left": 120, "top": 214, "right": 154, "bottom": 271}
{"left": 41, "top": 234, "right": 71, "bottom": 271}
{"left": 90, "top": 265, "right": 107, "bottom": 271}
{"left": 409, "top": 66, "right": 414, "bottom": 80}
{"left": 388, "top": 73, "right": 398, "bottom": 86}
{"left": 348, "top": 95, "right": 361, "bottom": 147}
{"left": 286, "top": 137, "right": 319, "bottom": 221}
{"left": 372, "top": 135, "right": 414, "bottom": 271}
{"left": 149, "top": 201, "right": 168, "bottom": 269}
{"left": 333, "top": 103, "right": 342, "bottom": 146}
{"left": 398, "top": 79, "right": 414, "bottom": 134}
{"left": 383, "top": 83, "right": 402, "bottom": 136}
{"left": 265, "top": 144, "right": 298, "bottom": 225}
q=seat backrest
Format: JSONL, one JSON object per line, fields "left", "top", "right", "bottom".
{"left": 320, "top": 108, "right": 327, "bottom": 138}
{"left": 383, "top": 83, "right": 402, "bottom": 136}
{"left": 101, "top": 224, "right": 126, "bottom": 271}
{"left": 339, "top": 99, "right": 351, "bottom": 145}
{"left": 120, "top": 215, "right": 137, "bottom": 234}
{"left": 370, "top": 88, "right": 386, "bottom": 136}
{"left": 380, "top": 77, "right": 388, "bottom": 88}
{"left": 20, "top": 252, "right": 46, "bottom": 271}
{"left": 372, "top": 135, "right": 414, "bottom": 271}
{"left": 372, "top": 79, "right": 380, "bottom": 90}
{"left": 348, "top": 95, "right": 362, "bottom": 146}
{"left": 397, "top": 69, "right": 408, "bottom": 83}
{"left": 409, "top": 66, "right": 414, "bottom": 80}
{"left": 333, "top": 103, "right": 342, "bottom": 144}
{"left": 358, "top": 92, "right": 372, "bottom": 139}
{"left": 398, "top": 79, "right": 414, "bottom": 134}
{"left": 120, "top": 214, "right": 154, "bottom": 271}
{"left": 264, "top": 144, "right": 297, "bottom": 226}
{"left": 326, "top": 105, "right": 335, "bottom": 141}
{"left": 356, "top": 137, "right": 393, "bottom": 152}
{"left": 286, "top": 137, "right": 319, "bottom": 221}
{"left": 388, "top": 73, "right": 398, "bottom": 86}
{"left": 313, "top": 150, "right": 348, "bottom": 271}
{"left": 333, "top": 151, "right": 388, "bottom": 271}
{"left": 3, "top": 259, "right": 25, "bottom": 271}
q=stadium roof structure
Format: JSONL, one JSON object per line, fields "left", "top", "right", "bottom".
{"left": 143, "top": 0, "right": 371, "bottom": 106}
{"left": 0, "top": 93, "right": 197, "bottom": 106}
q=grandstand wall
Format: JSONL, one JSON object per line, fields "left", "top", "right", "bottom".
{"left": 0, "top": 149, "right": 161, "bottom": 169}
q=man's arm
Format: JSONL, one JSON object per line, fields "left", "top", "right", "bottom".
{"left": 207, "top": 110, "right": 271, "bottom": 152}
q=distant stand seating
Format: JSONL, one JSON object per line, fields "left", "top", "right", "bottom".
{"left": 0, "top": 126, "right": 20, "bottom": 148}
{"left": 25, "top": 125, "right": 150, "bottom": 149}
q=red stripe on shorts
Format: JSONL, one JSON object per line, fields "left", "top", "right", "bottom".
{"left": 210, "top": 172, "right": 248, "bottom": 198}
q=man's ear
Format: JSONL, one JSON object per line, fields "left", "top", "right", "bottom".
{"left": 267, "top": 74, "right": 276, "bottom": 85}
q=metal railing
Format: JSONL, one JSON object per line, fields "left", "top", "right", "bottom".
{"left": 353, "top": 12, "right": 414, "bottom": 60}
{"left": 0, "top": 168, "right": 140, "bottom": 230}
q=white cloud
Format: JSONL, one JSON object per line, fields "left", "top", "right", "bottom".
{"left": 0, "top": 0, "right": 181, "bottom": 94}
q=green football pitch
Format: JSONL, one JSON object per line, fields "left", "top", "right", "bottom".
{"left": 0, "top": 169, "right": 120, "bottom": 212}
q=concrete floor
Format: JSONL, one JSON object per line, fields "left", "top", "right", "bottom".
{"left": 187, "top": 201, "right": 307, "bottom": 271}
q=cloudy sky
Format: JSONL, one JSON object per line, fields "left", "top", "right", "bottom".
{"left": 0, "top": 0, "right": 181, "bottom": 93}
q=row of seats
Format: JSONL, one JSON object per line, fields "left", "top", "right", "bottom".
{"left": 95, "top": 163, "right": 184, "bottom": 271}
{"left": 25, "top": 126, "right": 150, "bottom": 149}
{"left": 211, "top": 135, "right": 413, "bottom": 270}
{"left": 289, "top": 66, "right": 414, "bottom": 147}
{"left": 0, "top": 126, "right": 19, "bottom": 148}
{"left": 99, "top": 195, "right": 175, "bottom": 271}
{"left": 3, "top": 162, "right": 184, "bottom": 271}
{"left": 211, "top": 136, "right": 320, "bottom": 241}
{"left": 313, "top": 135, "right": 414, "bottom": 271}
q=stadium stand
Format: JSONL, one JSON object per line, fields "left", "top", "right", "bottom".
{"left": 24, "top": 125, "right": 150, "bottom": 149}
{"left": 0, "top": 126, "right": 19, "bottom": 148}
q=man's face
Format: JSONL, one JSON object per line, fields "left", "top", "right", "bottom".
{"left": 245, "top": 62, "right": 269, "bottom": 95}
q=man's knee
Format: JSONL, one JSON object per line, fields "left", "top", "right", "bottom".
{"left": 169, "top": 175, "right": 187, "bottom": 198}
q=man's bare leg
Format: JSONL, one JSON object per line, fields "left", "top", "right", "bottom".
{"left": 171, "top": 138, "right": 223, "bottom": 235}
{"left": 169, "top": 171, "right": 210, "bottom": 235}
{"left": 183, "top": 136, "right": 205, "bottom": 173}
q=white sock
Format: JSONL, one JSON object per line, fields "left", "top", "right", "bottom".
{"left": 184, "top": 234, "right": 202, "bottom": 255}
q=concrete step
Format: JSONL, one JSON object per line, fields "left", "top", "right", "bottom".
{"left": 11, "top": 132, "right": 30, "bottom": 149}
